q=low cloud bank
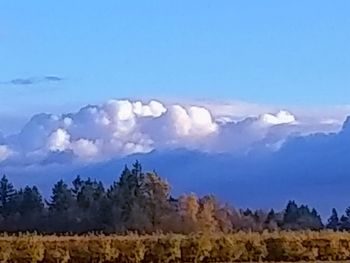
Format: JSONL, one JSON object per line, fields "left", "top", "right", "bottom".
{"left": 0, "top": 99, "right": 350, "bottom": 215}
{"left": 0, "top": 99, "right": 345, "bottom": 166}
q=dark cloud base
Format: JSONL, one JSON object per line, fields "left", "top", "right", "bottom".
{"left": 0, "top": 101, "right": 349, "bottom": 218}
{"left": 2, "top": 115, "right": 350, "bottom": 218}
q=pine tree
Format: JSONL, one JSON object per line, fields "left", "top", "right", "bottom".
{"left": 48, "top": 180, "right": 76, "bottom": 232}
{"left": 282, "top": 201, "right": 323, "bottom": 230}
{"left": 20, "top": 186, "right": 44, "bottom": 214}
{"left": 11, "top": 186, "right": 45, "bottom": 231}
{"left": 72, "top": 175, "right": 83, "bottom": 197}
{"left": 0, "top": 175, "right": 16, "bottom": 215}
{"left": 309, "top": 208, "right": 323, "bottom": 230}
{"left": 340, "top": 208, "right": 350, "bottom": 230}
{"left": 117, "top": 162, "right": 145, "bottom": 230}
{"left": 264, "top": 209, "right": 278, "bottom": 230}
{"left": 327, "top": 208, "right": 340, "bottom": 230}
{"left": 73, "top": 177, "right": 106, "bottom": 232}
{"left": 282, "top": 201, "right": 299, "bottom": 230}
{"left": 49, "top": 180, "right": 75, "bottom": 213}
{"left": 76, "top": 178, "right": 104, "bottom": 210}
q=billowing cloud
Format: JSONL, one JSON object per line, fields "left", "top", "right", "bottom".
{"left": 0, "top": 99, "right": 349, "bottom": 217}
{"left": 260, "top": 110, "right": 296, "bottom": 125}
{"left": 0, "top": 98, "right": 346, "bottom": 165}
{"left": 47, "top": 128, "right": 71, "bottom": 152}
{"left": 169, "top": 105, "right": 217, "bottom": 137}
{"left": 70, "top": 139, "right": 100, "bottom": 159}
{"left": 0, "top": 145, "right": 13, "bottom": 162}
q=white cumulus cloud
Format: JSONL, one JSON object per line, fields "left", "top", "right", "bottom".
{"left": 0, "top": 145, "right": 13, "bottom": 162}
{"left": 0, "top": 98, "right": 345, "bottom": 165}
{"left": 170, "top": 105, "right": 217, "bottom": 137}
{"left": 260, "top": 110, "right": 296, "bottom": 125}
{"left": 47, "top": 128, "right": 71, "bottom": 152}
{"left": 71, "top": 139, "right": 100, "bottom": 160}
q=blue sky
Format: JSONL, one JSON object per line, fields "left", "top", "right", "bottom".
{"left": 1, "top": 1, "right": 350, "bottom": 117}
{"left": 2, "top": 1, "right": 350, "bottom": 213}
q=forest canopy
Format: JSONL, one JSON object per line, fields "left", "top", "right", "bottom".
{"left": 0, "top": 161, "right": 346, "bottom": 234}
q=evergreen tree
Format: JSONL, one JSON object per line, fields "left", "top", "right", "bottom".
{"left": 327, "top": 208, "right": 340, "bottom": 230}
{"left": 49, "top": 180, "right": 75, "bottom": 213}
{"left": 0, "top": 161, "right": 342, "bottom": 233}
{"left": 72, "top": 175, "right": 83, "bottom": 197}
{"left": 242, "top": 208, "right": 253, "bottom": 217}
{"left": 307, "top": 208, "right": 323, "bottom": 230}
{"left": 265, "top": 209, "right": 276, "bottom": 223}
{"left": 339, "top": 208, "right": 350, "bottom": 230}
{"left": 76, "top": 178, "right": 104, "bottom": 210}
{"left": 0, "top": 175, "right": 16, "bottom": 215}
{"left": 282, "top": 201, "right": 323, "bottom": 230}
{"left": 283, "top": 201, "right": 299, "bottom": 228}
{"left": 10, "top": 186, "right": 45, "bottom": 231}
{"left": 48, "top": 180, "right": 76, "bottom": 232}
{"left": 116, "top": 162, "right": 145, "bottom": 230}
{"left": 264, "top": 209, "right": 278, "bottom": 230}
{"left": 19, "top": 186, "right": 44, "bottom": 214}
{"left": 340, "top": 214, "right": 350, "bottom": 230}
{"left": 73, "top": 178, "right": 106, "bottom": 232}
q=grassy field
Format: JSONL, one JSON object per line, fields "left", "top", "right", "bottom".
{"left": 1, "top": 231, "right": 350, "bottom": 262}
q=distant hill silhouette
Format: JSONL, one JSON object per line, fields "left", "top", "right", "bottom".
{"left": 2, "top": 117, "right": 350, "bottom": 217}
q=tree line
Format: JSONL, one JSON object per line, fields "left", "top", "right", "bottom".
{"left": 0, "top": 161, "right": 346, "bottom": 233}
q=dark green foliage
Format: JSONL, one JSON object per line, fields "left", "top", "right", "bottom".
{"left": 327, "top": 208, "right": 340, "bottom": 230}
{"left": 47, "top": 180, "right": 77, "bottom": 232}
{"left": 0, "top": 175, "right": 16, "bottom": 215}
{"left": 282, "top": 201, "right": 323, "bottom": 230}
{"left": 48, "top": 180, "right": 75, "bottom": 213}
{"left": 0, "top": 161, "right": 348, "bottom": 234}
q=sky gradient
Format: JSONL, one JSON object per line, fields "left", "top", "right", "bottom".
{"left": 1, "top": 1, "right": 350, "bottom": 116}
{"left": 2, "top": 2, "right": 350, "bottom": 214}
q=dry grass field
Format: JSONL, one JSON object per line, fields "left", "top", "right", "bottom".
{"left": 1, "top": 231, "right": 350, "bottom": 262}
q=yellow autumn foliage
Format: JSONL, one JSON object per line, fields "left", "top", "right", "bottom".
{"left": 0, "top": 231, "right": 348, "bottom": 262}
